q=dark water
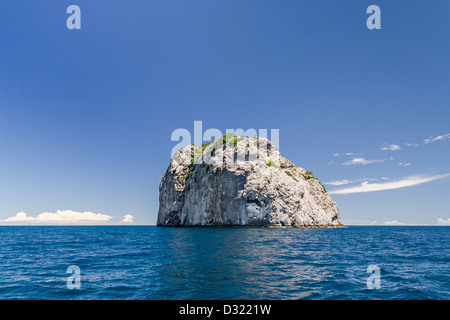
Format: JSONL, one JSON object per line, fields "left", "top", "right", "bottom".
{"left": 0, "top": 226, "right": 448, "bottom": 300}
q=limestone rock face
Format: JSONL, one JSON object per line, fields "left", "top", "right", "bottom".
{"left": 157, "top": 135, "right": 343, "bottom": 228}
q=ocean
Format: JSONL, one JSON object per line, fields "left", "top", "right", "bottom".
{"left": 0, "top": 226, "right": 448, "bottom": 300}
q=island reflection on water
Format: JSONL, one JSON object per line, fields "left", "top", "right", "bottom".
{"left": 159, "top": 227, "right": 360, "bottom": 299}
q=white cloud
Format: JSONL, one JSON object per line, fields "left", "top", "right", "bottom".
{"left": 120, "top": 214, "right": 134, "bottom": 223}
{"left": 0, "top": 210, "right": 112, "bottom": 225}
{"left": 381, "top": 144, "right": 401, "bottom": 151}
{"left": 437, "top": 218, "right": 450, "bottom": 225}
{"left": 3, "top": 211, "right": 35, "bottom": 222}
{"left": 333, "top": 152, "right": 363, "bottom": 157}
{"left": 382, "top": 220, "right": 408, "bottom": 226}
{"left": 424, "top": 133, "right": 450, "bottom": 144}
{"left": 405, "top": 143, "right": 419, "bottom": 147}
{"left": 324, "top": 177, "right": 380, "bottom": 186}
{"left": 398, "top": 162, "right": 412, "bottom": 167}
{"left": 329, "top": 173, "right": 450, "bottom": 195}
{"left": 324, "top": 179, "right": 353, "bottom": 186}
{"left": 342, "top": 157, "right": 384, "bottom": 166}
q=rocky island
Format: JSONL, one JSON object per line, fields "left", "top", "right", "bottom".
{"left": 157, "top": 134, "right": 344, "bottom": 228}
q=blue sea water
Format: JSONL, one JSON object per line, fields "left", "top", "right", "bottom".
{"left": 0, "top": 226, "right": 448, "bottom": 300}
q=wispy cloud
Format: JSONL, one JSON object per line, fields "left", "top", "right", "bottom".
{"left": 381, "top": 144, "right": 401, "bottom": 151}
{"left": 398, "top": 162, "right": 412, "bottom": 167}
{"left": 324, "top": 177, "right": 380, "bottom": 186}
{"left": 324, "top": 179, "right": 354, "bottom": 186}
{"left": 333, "top": 152, "right": 363, "bottom": 157}
{"left": 424, "top": 133, "right": 450, "bottom": 144}
{"left": 342, "top": 157, "right": 384, "bottom": 166}
{"left": 334, "top": 133, "right": 448, "bottom": 163}
{"left": 382, "top": 220, "right": 408, "bottom": 226}
{"left": 0, "top": 210, "right": 113, "bottom": 225}
{"left": 329, "top": 173, "right": 450, "bottom": 195}
{"left": 344, "top": 152, "right": 360, "bottom": 156}
{"left": 437, "top": 218, "right": 450, "bottom": 225}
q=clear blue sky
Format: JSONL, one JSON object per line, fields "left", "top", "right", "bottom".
{"left": 0, "top": 1, "right": 449, "bottom": 225}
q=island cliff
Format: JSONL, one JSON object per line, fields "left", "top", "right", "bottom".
{"left": 157, "top": 134, "right": 344, "bottom": 228}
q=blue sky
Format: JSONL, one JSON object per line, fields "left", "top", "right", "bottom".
{"left": 0, "top": 1, "right": 449, "bottom": 225}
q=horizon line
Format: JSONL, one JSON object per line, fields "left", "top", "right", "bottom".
{"left": 0, "top": 224, "right": 448, "bottom": 227}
